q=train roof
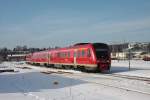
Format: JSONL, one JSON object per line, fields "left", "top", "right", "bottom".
{"left": 30, "top": 43, "right": 109, "bottom": 54}
{"left": 73, "top": 43, "right": 91, "bottom": 46}
{"left": 74, "top": 43, "right": 108, "bottom": 46}
{"left": 51, "top": 43, "right": 108, "bottom": 50}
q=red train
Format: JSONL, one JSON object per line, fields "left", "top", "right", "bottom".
{"left": 143, "top": 56, "right": 150, "bottom": 61}
{"left": 26, "top": 43, "right": 111, "bottom": 72}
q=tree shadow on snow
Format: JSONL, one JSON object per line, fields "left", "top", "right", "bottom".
{"left": 0, "top": 72, "right": 86, "bottom": 93}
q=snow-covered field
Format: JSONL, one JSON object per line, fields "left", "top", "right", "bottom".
{"left": 0, "top": 61, "right": 150, "bottom": 100}
{"left": 111, "top": 60, "right": 150, "bottom": 78}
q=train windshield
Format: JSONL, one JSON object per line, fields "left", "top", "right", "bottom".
{"left": 95, "top": 49, "right": 108, "bottom": 59}
{"left": 92, "top": 43, "right": 109, "bottom": 59}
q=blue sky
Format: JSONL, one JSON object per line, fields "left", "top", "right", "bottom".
{"left": 0, "top": 0, "right": 150, "bottom": 48}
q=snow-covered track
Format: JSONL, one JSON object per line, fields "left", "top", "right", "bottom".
{"left": 87, "top": 79, "right": 150, "bottom": 95}
{"left": 25, "top": 63, "right": 150, "bottom": 82}
{"left": 104, "top": 73, "right": 150, "bottom": 82}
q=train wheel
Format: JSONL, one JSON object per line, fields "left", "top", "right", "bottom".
{"left": 78, "top": 66, "right": 85, "bottom": 72}
{"left": 63, "top": 65, "right": 71, "bottom": 70}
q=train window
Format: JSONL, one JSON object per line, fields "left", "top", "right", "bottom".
{"left": 64, "top": 52, "right": 66, "bottom": 57}
{"left": 68, "top": 52, "right": 70, "bottom": 57}
{"left": 87, "top": 49, "right": 91, "bottom": 57}
{"left": 60, "top": 52, "right": 62, "bottom": 58}
{"left": 63, "top": 53, "right": 65, "bottom": 57}
{"left": 82, "top": 50, "right": 85, "bottom": 57}
{"left": 60, "top": 52, "right": 66, "bottom": 58}
{"left": 57, "top": 52, "right": 60, "bottom": 57}
{"left": 74, "top": 52, "right": 76, "bottom": 57}
{"left": 61, "top": 53, "right": 63, "bottom": 57}
{"left": 44, "top": 54, "right": 47, "bottom": 58}
{"left": 77, "top": 51, "right": 80, "bottom": 58}
{"left": 48, "top": 54, "right": 50, "bottom": 59}
{"left": 63, "top": 52, "right": 65, "bottom": 58}
{"left": 60, "top": 52, "right": 63, "bottom": 58}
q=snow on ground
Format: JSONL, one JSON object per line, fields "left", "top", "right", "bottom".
{"left": 111, "top": 60, "right": 150, "bottom": 78}
{"left": 0, "top": 61, "right": 150, "bottom": 100}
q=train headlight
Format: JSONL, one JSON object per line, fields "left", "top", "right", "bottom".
{"left": 107, "top": 60, "right": 109, "bottom": 63}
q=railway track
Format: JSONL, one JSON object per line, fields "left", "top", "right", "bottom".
{"left": 58, "top": 71, "right": 150, "bottom": 95}
{"left": 25, "top": 63, "right": 150, "bottom": 82}
{"left": 106, "top": 73, "right": 150, "bottom": 82}
{"left": 64, "top": 72, "right": 150, "bottom": 95}
{"left": 86, "top": 79, "right": 150, "bottom": 95}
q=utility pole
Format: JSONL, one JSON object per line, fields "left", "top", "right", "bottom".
{"left": 128, "top": 49, "right": 131, "bottom": 70}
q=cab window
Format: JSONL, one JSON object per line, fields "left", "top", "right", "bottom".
{"left": 87, "top": 49, "right": 91, "bottom": 57}
{"left": 82, "top": 50, "right": 85, "bottom": 57}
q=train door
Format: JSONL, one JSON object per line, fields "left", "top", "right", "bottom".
{"left": 48, "top": 53, "right": 51, "bottom": 64}
{"left": 78, "top": 49, "right": 87, "bottom": 64}
{"left": 73, "top": 50, "right": 77, "bottom": 67}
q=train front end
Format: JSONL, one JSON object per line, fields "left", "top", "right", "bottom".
{"left": 92, "top": 43, "right": 111, "bottom": 72}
